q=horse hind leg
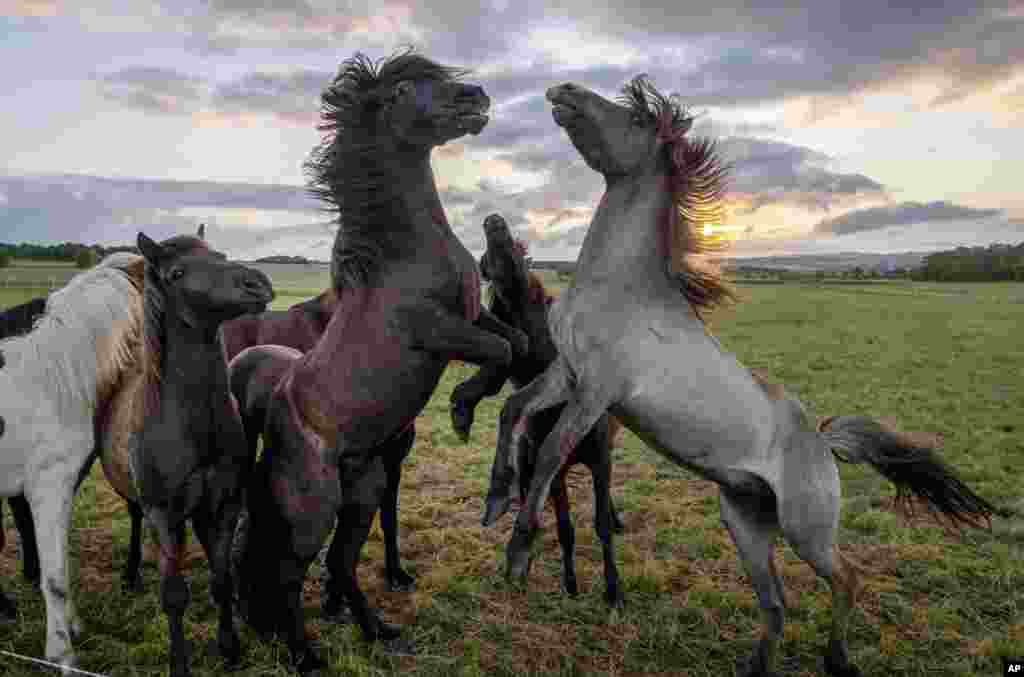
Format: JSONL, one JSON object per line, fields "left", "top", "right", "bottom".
{"left": 720, "top": 488, "right": 786, "bottom": 677}
{"left": 380, "top": 425, "right": 416, "bottom": 592}
{"left": 9, "top": 494, "right": 40, "bottom": 585}
{"left": 776, "top": 461, "right": 863, "bottom": 677}
{"left": 121, "top": 501, "right": 145, "bottom": 591}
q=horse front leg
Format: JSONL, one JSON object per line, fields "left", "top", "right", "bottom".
{"left": 483, "top": 356, "right": 572, "bottom": 527}
{"left": 475, "top": 307, "right": 529, "bottom": 360}
{"left": 123, "top": 501, "right": 144, "bottom": 592}
{"left": 27, "top": 473, "right": 80, "bottom": 669}
{"left": 450, "top": 363, "right": 510, "bottom": 442}
{"left": 191, "top": 490, "right": 242, "bottom": 668}
{"left": 148, "top": 510, "right": 191, "bottom": 677}
{"left": 404, "top": 303, "right": 514, "bottom": 367}
{"left": 507, "top": 390, "right": 613, "bottom": 583}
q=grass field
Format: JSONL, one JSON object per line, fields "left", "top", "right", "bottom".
{"left": 1, "top": 266, "right": 1022, "bottom": 677}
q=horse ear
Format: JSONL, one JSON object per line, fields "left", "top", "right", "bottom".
{"left": 197, "top": 223, "right": 206, "bottom": 240}
{"left": 137, "top": 233, "right": 163, "bottom": 264}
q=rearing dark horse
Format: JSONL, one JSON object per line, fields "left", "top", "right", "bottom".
{"left": 451, "top": 213, "right": 625, "bottom": 605}
{"left": 231, "top": 50, "right": 527, "bottom": 672}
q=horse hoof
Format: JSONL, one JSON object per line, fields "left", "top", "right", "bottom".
{"left": 482, "top": 493, "right": 513, "bottom": 527}
{"left": 605, "top": 590, "right": 625, "bottom": 610}
{"left": 381, "top": 636, "right": 416, "bottom": 656}
{"left": 562, "top": 576, "right": 579, "bottom": 597}
{"left": 734, "top": 656, "right": 780, "bottom": 677}
{"left": 385, "top": 569, "right": 416, "bottom": 593}
{"left": 207, "top": 638, "right": 242, "bottom": 669}
{"left": 823, "top": 640, "right": 863, "bottom": 677}
{"left": 321, "top": 597, "right": 356, "bottom": 625}
{"left": 123, "top": 576, "right": 144, "bottom": 593}
{"left": 611, "top": 512, "right": 626, "bottom": 533}
{"left": 294, "top": 648, "right": 326, "bottom": 675}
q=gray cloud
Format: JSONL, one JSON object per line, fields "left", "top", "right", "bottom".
{"left": 0, "top": 173, "right": 321, "bottom": 247}
{"left": 814, "top": 201, "right": 1004, "bottom": 235}
{"left": 211, "top": 69, "right": 332, "bottom": 123}
{"left": 565, "top": 1, "right": 1024, "bottom": 112}
{"left": 96, "top": 66, "right": 206, "bottom": 114}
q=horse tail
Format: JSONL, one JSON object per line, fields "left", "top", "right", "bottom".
{"left": 817, "top": 415, "right": 1004, "bottom": 528}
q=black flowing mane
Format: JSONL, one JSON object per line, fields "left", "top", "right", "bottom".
{"left": 140, "top": 235, "right": 209, "bottom": 421}
{"left": 618, "top": 75, "right": 735, "bottom": 315}
{"left": 304, "top": 48, "right": 470, "bottom": 291}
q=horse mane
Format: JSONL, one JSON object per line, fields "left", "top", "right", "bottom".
{"left": 139, "top": 236, "right": 210, "bottom": 420}
{"left": 618, "top": 75, "right": 735, "bottom": 316}
{"left": 0, "top": 253, "right": 143, "bottom": 416}
{"left": 304, "top": 48, "right": 471, "bottom": 291}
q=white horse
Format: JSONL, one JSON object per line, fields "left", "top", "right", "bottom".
{"left": 0, "top": 252, "right": 143, "bottom": 670}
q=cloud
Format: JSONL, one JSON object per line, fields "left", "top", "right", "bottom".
{"left": 94, "top": 66, "right": 333, "bottom": 124}
{"left": 96, "top": 66, "right": 206, "bottom": 114}
{"left": 210, "top": 69, "right": 331, "bottom": 124}
{"left": 721, "top": 137, "right": 887, "bottom": 213}
{"left": 0, "top": 173, "right": 321, "bottom": 248}
{"left": 564, "top": 1, "right": 1024, "bottom": 113}
{"left": 814, "top": 201, "right": 1004, "bottom": 235}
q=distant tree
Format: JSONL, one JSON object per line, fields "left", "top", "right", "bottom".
{"left": 0, "top": 251, "right": 10, "bottom": 268}
{"left": 851, "top": 266, "right": 865, "bottom": 279}
{"left": 75, "top": 248, "right": 98, "bottom": 269}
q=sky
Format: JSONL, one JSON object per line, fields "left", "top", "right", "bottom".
{"left": 1, "top": 0, "right": 1022, "bottom": 261}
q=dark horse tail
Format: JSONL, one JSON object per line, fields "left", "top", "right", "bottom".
{"left": 818, "top": 415, "right": 1005, "bottom": 528}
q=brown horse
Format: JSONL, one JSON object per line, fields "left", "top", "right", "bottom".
{"left": 99, "top": 229, "right": 274, "bottom": 677}
{"left": 451, "top": 214, "right": 625, "bottom": 605}
{"left": 230, "top": 50, "right": 527, "bottom": 672}
{"left": 220, "top": 289, "right": 336, "bottom": 365}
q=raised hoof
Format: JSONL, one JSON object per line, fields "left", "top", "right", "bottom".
{"left": 735, "top": 656, "right": 780, "bottom": 677}
{"left": 321, "top": 596, "right": 356, "bottom": 625}
{"left": 372, "top": 620, "right": 403, "bottom": 642}
{"left": 384, "top": 568, "right": 416, "bottom": 593}
{"left": 610, "top": 511, "right": 626, "bottom": 534}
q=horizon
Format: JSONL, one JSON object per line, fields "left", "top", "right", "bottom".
{"left": 2, "top": 2, "right": 1022, "bottom": 261}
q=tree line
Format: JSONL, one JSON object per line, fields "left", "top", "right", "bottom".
{"left": 0, "top": 242, "right": 139, "bottom": 269}
{"left": 912, "top": 242, "right": 1024, "bottom": 282}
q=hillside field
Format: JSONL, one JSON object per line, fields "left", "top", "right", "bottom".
{"left": 1, "top": 270, "right": 1022, "bottom": 676}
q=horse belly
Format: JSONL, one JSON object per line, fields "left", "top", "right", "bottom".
{"left": 613, "top": 344, "right": 777, "bottom": 479}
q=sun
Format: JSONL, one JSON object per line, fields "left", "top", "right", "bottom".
{"left": 702, "top": 223, "right": 714, "bottom": 237}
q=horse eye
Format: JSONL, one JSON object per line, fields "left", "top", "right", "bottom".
{"left": 169, "top": 268, "right": 184, "bottom": 281}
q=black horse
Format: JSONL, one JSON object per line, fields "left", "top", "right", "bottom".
{"left": 98, "top": 230, "right": 274, "bottom": 677}
{"left": 451, "top": 214, "right": 624, "bottom": 606}
{"left": 230, "top": 50, "right": 527, "bottom": 672}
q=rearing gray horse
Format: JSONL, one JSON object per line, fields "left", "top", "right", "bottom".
{"left": 483, "top": 76, "right": 999, "bottom": 677}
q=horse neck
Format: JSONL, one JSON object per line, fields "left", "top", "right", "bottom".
{"left": 160, "top": 315, "right": 230, "bottom": 400}
{"left": 574, "top": 168, "right": 674, "bottom": 291}
{"left": 368, "top": 148, "right": 457, "bottom": 255}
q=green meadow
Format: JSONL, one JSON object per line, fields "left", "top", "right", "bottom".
{"left": 1, "top": 264, "right": 1022, "bottom": 676}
